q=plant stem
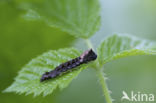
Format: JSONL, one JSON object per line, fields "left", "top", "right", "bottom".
{"left": 84, "top": 39, "right": 112, "bottom": 103}
{"left": 85, "top": 39, "right": 94, "bottom": 50}
{"left": 96, "top": 67, "right": 112, "bottom": 103}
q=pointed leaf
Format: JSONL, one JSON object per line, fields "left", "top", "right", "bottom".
{"left": 98, "top": 34, "right": 156, "bottom": 65}
{"left": 4, "top": 48, "right": 87, "bottom": 96}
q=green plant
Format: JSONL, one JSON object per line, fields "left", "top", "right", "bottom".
{"left": 4, "top": 0, "right": 156, "bottom": 103}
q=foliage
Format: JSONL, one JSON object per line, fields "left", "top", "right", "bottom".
{"left": 2, "top": 0, "right": 156, "bottom": 103}
{"left": 5, "top": 33, "right": 156, "bottom": 97}
{"left": 20, "top": 0, "right": 101, "bottom": 38}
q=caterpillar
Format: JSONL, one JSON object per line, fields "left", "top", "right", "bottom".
{"left": 40, "top": 49, "right": 97, "bottom": 82}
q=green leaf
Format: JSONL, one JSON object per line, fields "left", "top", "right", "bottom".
{"left": 19, "top": 0, "right": 101, "bottom": 39}
{"left": 4, "top": 48, "right": 87, "bottom": 96}
{"left": 98, "top": 34, "right": 156, "bottom": 66}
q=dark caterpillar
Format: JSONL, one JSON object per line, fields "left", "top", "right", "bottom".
{"left": 40, "top": 49, "right": 97, "bottom": 82}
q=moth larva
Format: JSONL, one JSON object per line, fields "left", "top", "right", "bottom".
{"left": 40, "top": 49, "right": 97, "bottom": 82}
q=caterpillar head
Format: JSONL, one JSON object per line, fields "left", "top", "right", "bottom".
{"left": 80, "top": 49, "right": 97, "bottom": 63}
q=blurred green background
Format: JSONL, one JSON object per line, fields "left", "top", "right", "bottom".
{"left": 0, "top": 0, "right": 156, "bottom": 103}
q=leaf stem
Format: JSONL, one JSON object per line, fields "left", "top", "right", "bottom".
{"left": 84, "top": 39, "right": 112, "bottom": 103}
{"left": 85, "top": 39, "right": 94, "bottom": 50}
{"left": 96, "top": 67, "right": 112, "bottom": 103}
